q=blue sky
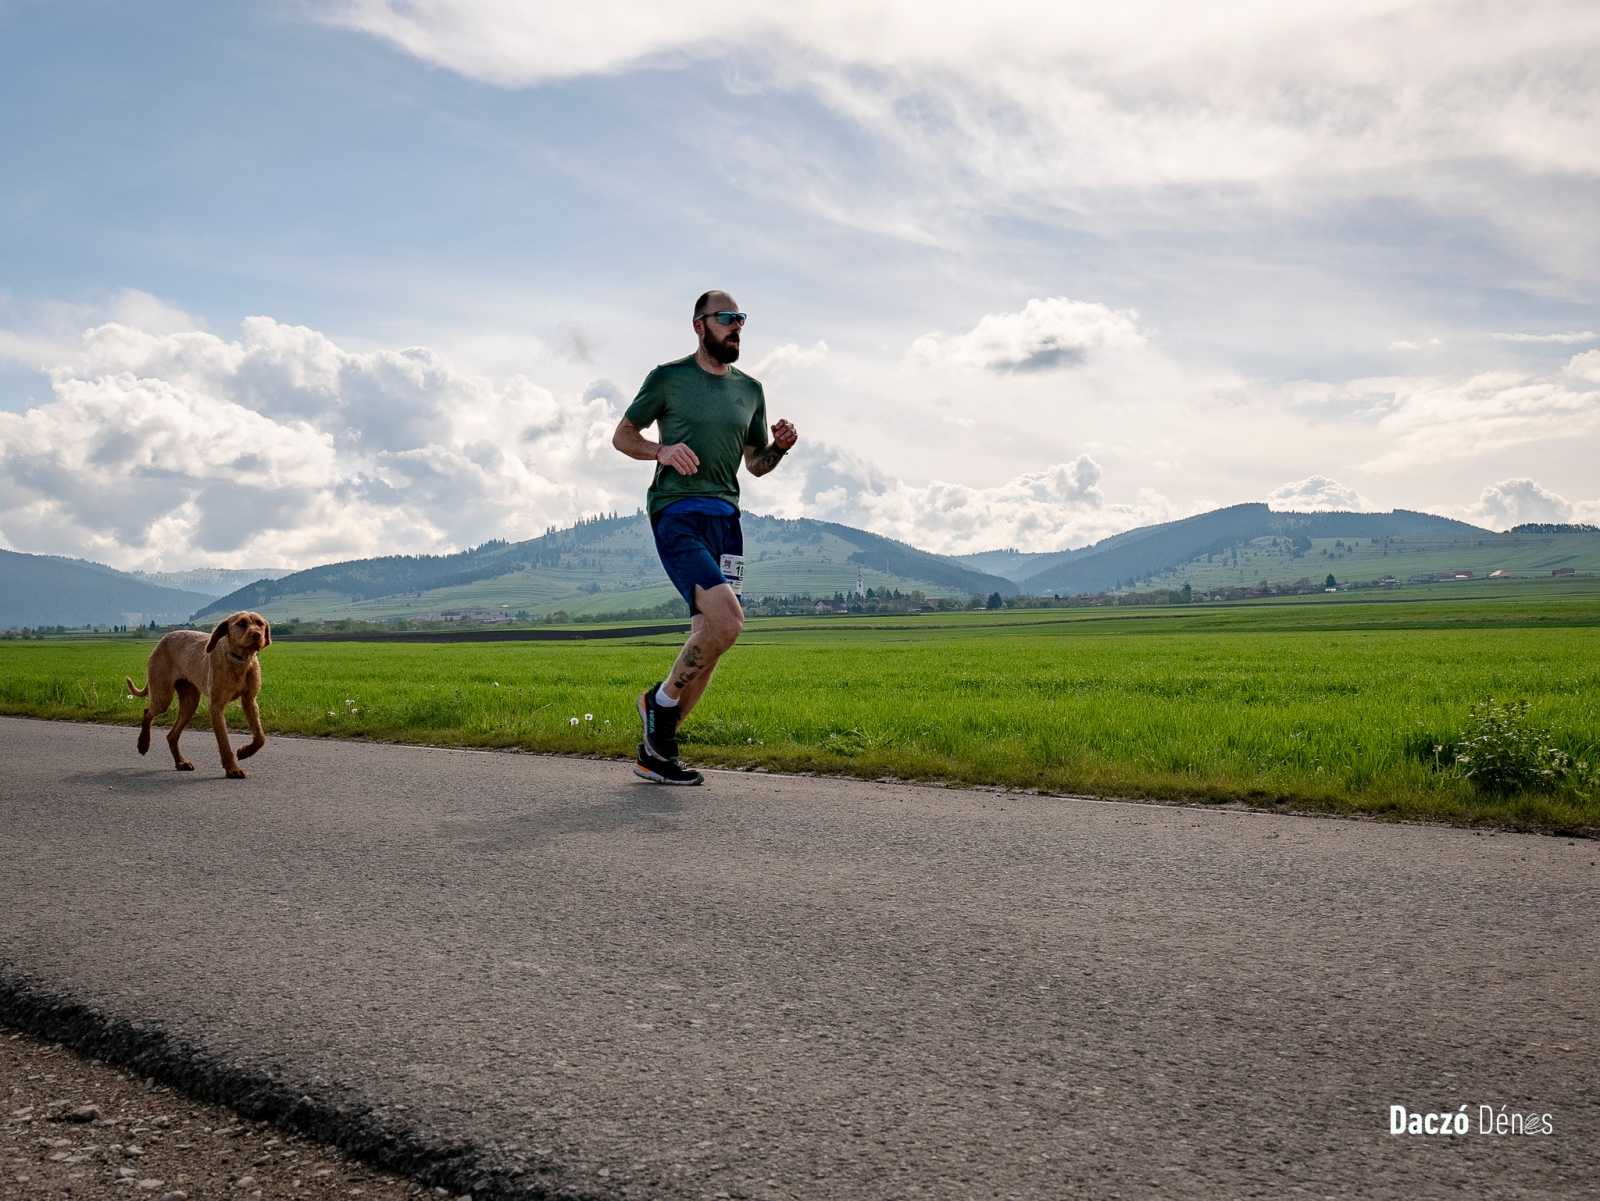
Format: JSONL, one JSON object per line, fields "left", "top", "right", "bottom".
{"left": 1, "top": 0, "right": 1597, "bottom": 569}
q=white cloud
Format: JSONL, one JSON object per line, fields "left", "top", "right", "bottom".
{"left": 910, "top": 297, "right": 1146, "bottom": 373}
{"left": 0, "top": 315, "right": 641, "bottom": 571}
{"left": 480, "top": 10, "right": 1589, "bottom": 334}
{"left": 7, "top": 298, "right": 1598, "bottom": 573}
{"left": 1492, "top": 330, "right": 1599, "bottom": 345}
{"left": 1566, "top": 349, "right": 1600, "bottom": 385}
{"left": 1356, "top": 369, "right": 1600, "bottom": 471}
{"left": 0, "top": 289, "right": 203, "bottom": 373}
{"left": 1472, "top": 478, "right": 1574, "bottom": 528}
{"left": 322, "top": 2, "right": 710, "bottom": 85}
{"left": 329, "top": 3, "right": 1600, "bottom": 183}
{"left": 748, "top": 443, "right": 1178, "bottom": 554}
{"left": 1390, "top": 338, "right": 1441, "bottom": 351}
{"left": 1267, "top": 476, "right": 1374, "bottom": 512}
{"left": 751, "top": 340, "right": 829, "bottom": 377}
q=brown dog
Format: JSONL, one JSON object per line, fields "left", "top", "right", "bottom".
{"left": 126, "top": 611, "right": 271, "bottom": 779}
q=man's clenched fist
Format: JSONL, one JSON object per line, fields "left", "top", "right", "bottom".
{"left": 657, "top": 442, "right": 700, "bottom": 475}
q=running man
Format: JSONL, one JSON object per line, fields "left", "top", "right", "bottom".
{"left": 612, "top": 290, "right": 798, "bottom": 784}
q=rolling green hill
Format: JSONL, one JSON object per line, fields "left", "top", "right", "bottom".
{"left": 0, "top": 549, "right": 213, "bottom": 629}
{"left": 1019, "top": 505, "right": 1498, "bottom": 594}
{"left": 1138, "top": 528, "right": 1600, "bottom": 593}
{"left": 196, "top": 512, "right": 1019, "bottom": 623}
{"left": 23, "top": 505, "right": 1593, "bottom": 631}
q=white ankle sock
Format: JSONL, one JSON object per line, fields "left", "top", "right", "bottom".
{"left": 655, "top": 683, "right": 680, "bottom": 708}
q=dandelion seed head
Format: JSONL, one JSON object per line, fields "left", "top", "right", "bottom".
{"left": 584, "top": 713, "right": 594, "bottom": 722}
{"left": 569, "top": 716, "right": 579, "bottom": 726}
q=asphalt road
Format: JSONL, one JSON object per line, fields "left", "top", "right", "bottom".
{"left": 1, "top": 716, "right": 1595, "bottom": 1200}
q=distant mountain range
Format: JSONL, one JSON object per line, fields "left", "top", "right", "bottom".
{"left": 5, "top": 506, "right": 1597, "bottom": 630}
{"left": 0, "top": 550, "right": 214, "bottom": 629}
{"left": 129, "top": 566, "right": 294, "bottom": 598}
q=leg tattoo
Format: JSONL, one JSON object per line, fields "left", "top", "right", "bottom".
{"left": 672, "top": 642, "right": 707, "bottom": 692}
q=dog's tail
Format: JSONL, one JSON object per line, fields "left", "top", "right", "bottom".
{"left": 125, "top": 675, "right": 148, "bottom": 698}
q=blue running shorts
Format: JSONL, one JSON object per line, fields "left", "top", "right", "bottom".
{"left": 651, "top": 498, "right": 744, "bottom": 616}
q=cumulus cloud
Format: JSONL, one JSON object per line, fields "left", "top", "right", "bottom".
{"left": 751, "top": 340, "right": 829, "bottom": 377}
{"left": 10, "top": 297, "right": 1598, "bottom": 574}
{"left": 1492, "top": 330, "right": 1599, "bottom": 345}
{"left": 0, "top": 304, "right": 1184, "bottom": 565}
{"left": 0, "top": 315, "right": 642, "bottom": 570}
{"left": 0, "top": 289, "right": 203, "bottom": 372}
{"left": 747, "top": 443, "right": 1176, "bottom": 554}
{"left": 581, "top": 378, "right": 625, "bottom": 404}
{"left": 910, "top": 298, "right": 1146, "bottom": 373}
{"left": 1267, "top": 476, "right": 1375, "bottom": 512}
{"left": 1566, "top": 350, "right": 1600, "bottom": 385}
{"left": 1472, "top": 478, "right": 1576, "bottom": 528}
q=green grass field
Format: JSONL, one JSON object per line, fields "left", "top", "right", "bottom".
{"left": 4, "top": 585, "right": 1597, "bottom": 833}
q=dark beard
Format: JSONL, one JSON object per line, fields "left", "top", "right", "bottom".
{"left": 703, "top": 332, "right": 740, "bottom": 364}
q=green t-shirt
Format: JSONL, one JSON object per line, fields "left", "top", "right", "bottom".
{"left": 625, "top": 355, "right": 770, "bottom": 518}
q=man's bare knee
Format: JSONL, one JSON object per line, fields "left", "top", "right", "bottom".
{"left": 707, "top": 613, "right": 742, "bottom": 652}
{"left": 694, "top": 584, "right": 744, "bottom": 648}
{"left": 700, "top": 593, "right": 743, "bottom": 650}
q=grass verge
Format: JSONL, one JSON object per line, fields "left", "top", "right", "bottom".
{"left": 3, "top": 603, "right": 1597, "bottom": 835}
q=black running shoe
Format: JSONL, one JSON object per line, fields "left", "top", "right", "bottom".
{"left": 638, "top": 684, "right": 681, "bottom": 761}
{"left": 634, "top": 742, "right": 703, "bottom": 786}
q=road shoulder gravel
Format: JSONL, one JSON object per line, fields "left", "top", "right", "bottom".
{"left": 2, "top": 1022, "right": 432, "bottom": 1201}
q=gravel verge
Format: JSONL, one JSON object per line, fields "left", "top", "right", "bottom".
{"left": 1, "top": 1024, "right": 435, "bottom": 1201}
{"left": 0, "top": 976, "right": 575, "bottom": 1201}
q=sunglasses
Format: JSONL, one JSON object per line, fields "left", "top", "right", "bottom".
{"left": 698, "top": 311, "right": 747, "bottom": 326}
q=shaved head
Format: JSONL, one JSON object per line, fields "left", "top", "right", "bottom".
{"left": 694, "top": 290, "right": 736, "bottom": 319}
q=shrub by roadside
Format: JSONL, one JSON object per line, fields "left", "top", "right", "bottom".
{"left": 1418, "top": 697, "right": 1598, "bottom": 804}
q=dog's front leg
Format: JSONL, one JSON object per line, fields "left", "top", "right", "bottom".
{"left": 210, "top": 700, "right": 246, "bottom": 779}
{"left": 237, "top": 691, "right": 267, "bottom": 760}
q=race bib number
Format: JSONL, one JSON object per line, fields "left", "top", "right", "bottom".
{"left": 720, "top": 553, "right": 746, "bottom": 595}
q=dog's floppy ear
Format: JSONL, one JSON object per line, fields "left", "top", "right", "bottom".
{"left": 262, "top": 618, "right": 271, "bottom": 647}
{"left": 206, "top": 617, "right": 231, "bottom": 654}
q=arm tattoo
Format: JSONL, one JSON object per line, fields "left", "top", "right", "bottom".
{"left": 748, "top": 445, "right": 787, "bottom": 476}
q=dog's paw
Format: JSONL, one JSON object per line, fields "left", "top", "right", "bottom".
{"left": 175, "top": 761, "right": 195, "bottom": 772}
{"left": 225, "top": 767, "right": 247, "bottom": 779}
{"left": 237, "top": 743, "right": 262, "bottom": 760}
